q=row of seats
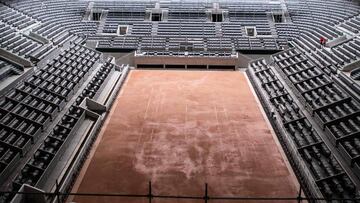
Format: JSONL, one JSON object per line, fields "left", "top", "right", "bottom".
{"left": 339, "top": 14, "right": 360, "bottom": 34}
{"left": 350, "top": 68, "right": 360, "bottom": 81}
{"left": 228, "top": 13, "right": 272, "bottom": 36}
{"left": 274, "top": 49, "right": 341, "bottom": 105}
{"left": 315, "top": 38, "right": 360, "bottom": 68}
{"left": 6, "top": 0, "right": 360, "bottom": 55}
{"left": 0, "top": 59, "right": 23, "bottom": 81}
{"left": 157, "top": 22, "right": 216, "bottom": 37}
{"left": 207, "top": 38, "right": 232, "bottom": 51}
{"left": 103, "top": 12, "right": 145, "bottom": 33}
{"left": 28, "top": 44, "right": 54, "bottom": 61}
{"left": 93, "top": 1, "right": 149, "bottom": 11}
{"left": 6, "top": 0, "right": 88, "bottom": 23}
{"left": 0, "top": 22, "right": 42, "bottom": 58}
{"left": 276, "top": 23, "right": 300, "bottom": 41}
{"left": 12, "top": 58, "right": 121, "bottom": 193}
{"left": 0, "top": 44, "right": 100, "bottom": 196}
{"left": 33, "top": 19, "right": 97, "bottom": 44}
{"left": 0, "top": 4, "right": 36, "bottom": 29}
{"left": 334, "top": 73, "right": 360, "bottom": 105}
{"left": 281, "top": 0, "right": 359, "bottom": 54}
{"left": 0, "top": 4, "right": 58, "bottom": 61}
{"left": 33, "top": 45, "right": 100, "bottom": 98}
{"left": 103, "top": 20, "right": 272, "bottom": 37}
{"left": 168, "top": 3, "right": 206, "bottom": 12}
{"left": 221, "top": 22, "right": 243, "bottom": 36}
{"left": 228, "top": 2, "right": 281, "bottom": 12}
{"left": 140, "top": 37, "right": 167, "bottom": 50}
{"left": 167, "top": 37, "right": 204, "bottom": 50}
{"left": 272, "top": 48, "right": 360, "bottom": 178}
{"left": 75, "top": 59, "right": 117, "bottom": 105}
{"left": 12, "top": 105, "right": 84, "bottom": 189}
{"left": 104, "top": 22, "right": 151, "bottom": 35}
{"left": 249, "top": 59, "right": 358, "bottom": 200}
{"left": 111, "top": 36, "right": 139, "bottom": 50}
{"left": 96, "top": 42, "right": 130, "bottom": 50}
{"left": 0, "top": 84, "right": 61, "bottom": 159}
{"left": 168, "top": 12, "right": 207, "bottom": 22}
{"left": 234, "top": 37, "right": 279, "bottom": 50}
{"left": 96, "top": 36, "right": 279, "bottom": 51}
{"left": 131, "top": 22, "right": 153, "bottom": 36}
{"left": 6, "top": 0, "right": 97, "bottom": 45}
{"left": 94, "top": 2, "right": 286, "bottom": 51}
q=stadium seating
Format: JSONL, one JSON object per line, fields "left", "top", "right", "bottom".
{"left": 248, "top": 59, "right": 358, "bottom": 200}
{"left": 12, "top": 104, "right": 85, "bottom": 189}
{"left": 33, "top": 20, "right": 96, "bottom": 44}
{"left": 0, "top": 4, "right": 36, "bottom": 30}
{"left": 157, "top": 22, "right": 216, "bottom": 37}
{"left": 2, "top": 0, "right": 359, "bottom": 54}
{"left": 0, "top": 0, "right": 359, "bottom": 202}
{"left": 168, "top": 3, "right": 207, "bottom": 22}
{"left": 272, "top": 48, "right": 360, "bottom": 184}
{"left": 0, "top": 59, "right": 23, "bottom": 80}
{"left": 12, "top": 58, "right": 125, "bottom": 193}
{"left": 0, "top": 44, "right": 100, "bottom": 193}
{"left": 104, "top": 11, "right": 145, "bottom": 33}
{"left": 309, "top": 38, "right": 360, "bottom": 70}
{"left": 339, "top": 14, "right": 360, "bottom": 34}
{"left": 351, "top": 68, "right": 360, "bottom": 81}
{"left": 0, "top": 21, "right": 42, "bottom": 58}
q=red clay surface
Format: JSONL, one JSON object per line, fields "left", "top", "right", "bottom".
{"left": 72, "top": 70, "right": 299, "bottom": 203}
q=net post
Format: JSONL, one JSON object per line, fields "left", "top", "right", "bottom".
{"left": 204, "top": 183, "right": 208, "bottom": 203}
{"left": 148, "top": 181, "right": 152, "bottom": 203}
{"left": 297, "top": 185, "right": 302, "bottom": 203}
{"left": 55, "top": 179, "right": 61, "bottom": 203}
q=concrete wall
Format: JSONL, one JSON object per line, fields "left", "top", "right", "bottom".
{"left": 134, "top": 55, "right": 238, "bottom": 68}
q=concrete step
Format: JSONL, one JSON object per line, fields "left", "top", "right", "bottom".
{"left": 96, "top": 10, "right": 108, "bottom": 34}
{"left": 215, "top": 22, "right": 222, "bottom": 37}
{"left": 151, "top": 22, "right": 158, "bottom": 36}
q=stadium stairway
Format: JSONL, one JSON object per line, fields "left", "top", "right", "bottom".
{"left": 95, "top": 10, "right": 108, "bottom": 35}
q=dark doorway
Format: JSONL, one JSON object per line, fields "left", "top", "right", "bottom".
{"left": 152, "top": 13, "right": 162, "bottom": 21}
{"left": 91, "top": 12, "right": 102, "bottom": 21}
{"left": 273, "top": 13, "right": 283, "bottom": 23}
{"left": 246, "top": 27, "right": 256, "bottom": 37}
{"left": 212, "top": 13, "right": 223, "bottom": 22}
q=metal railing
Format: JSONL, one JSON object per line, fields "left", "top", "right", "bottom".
{"left": 1, "top": 181, "right": 360, "bottom": 203}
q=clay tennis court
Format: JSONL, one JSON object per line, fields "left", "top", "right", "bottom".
{"left": 72, "top": 70, "right": 299, "bottom": 203}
